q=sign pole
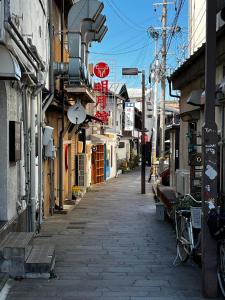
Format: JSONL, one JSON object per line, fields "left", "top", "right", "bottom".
{"left": 201, "top": 0, "right": 218, "bottom": 297}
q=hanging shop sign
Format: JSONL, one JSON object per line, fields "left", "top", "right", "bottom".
{"left": 94, "top": 80, "right": 109, "bottom": 109}
{"left": 124, "top": 102, "right": 134, "bottom": 131}
{"left": 94, "top": 62, "right": 110, "bottom": 78}
{"left": 94, "top": 69, "right": 110, "bottom": 124}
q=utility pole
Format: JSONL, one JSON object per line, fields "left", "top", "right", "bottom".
{"left": 152, "top": 58, "right": 159, "bottom": 164}
{"left": 201, "top": 0, "right": 218, "bottom": 297}
{"left": 122, "top": 68, "right": 146, "bottom": 194}
{"left": 159, "top": 0, "right": 167, "bottom": 159}
{"left": 148, "top": 27, "right": 159, "bottom": 166}
{"left": 141, "top": 70, "right": 146, "bottom": 194}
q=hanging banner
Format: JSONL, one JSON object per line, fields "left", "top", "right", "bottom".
{"left": 124, "top": 102, "right": 134, "bottom": 131}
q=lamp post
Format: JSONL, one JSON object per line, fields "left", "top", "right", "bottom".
{"left": 122, "top": 68, "right": 146, "bottom": 194}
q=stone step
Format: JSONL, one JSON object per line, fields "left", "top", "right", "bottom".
{"left": 0, "top": 232, "right": 34, "bottom": 261}
{"left": 25, "top": 244, "right": 55, "bottom": 277}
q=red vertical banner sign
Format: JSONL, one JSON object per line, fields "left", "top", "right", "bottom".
{"left": 93, "top": 62, "right": 110, "bottom": 123}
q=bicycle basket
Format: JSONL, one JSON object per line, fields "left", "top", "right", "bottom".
{"left": 191, "top": 206, "right": 202, "bottom": 229}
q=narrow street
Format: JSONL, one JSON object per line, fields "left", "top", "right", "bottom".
{"left": 5, "top": 171, "right": 205, "bottom": 300}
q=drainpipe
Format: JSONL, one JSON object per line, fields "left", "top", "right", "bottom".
{"left": 37, "top": 91, "right": 43, "bottom": 230}
{"left": 30, "top": 84, "right": 44, "bottom": 232}
{"left": 167, "top": 77, "right": 181, "bottom": 99}
{"left": 21, "top": 88, "right": 30, "bottom": 231}
{"left": 59, "top": 0, "right": 65, "bottom": 210}
{"left": 42, "top": 0, "right": 54, "bottom": 114}
{"left": 30, "top": 92, "right": 37, "bottom": 232}
{"left": 50, "top": 157, "right": 54, "bottom": 215}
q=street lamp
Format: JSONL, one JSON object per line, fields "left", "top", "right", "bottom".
{"left": 122, "top": 68, "right": 146, "bottom": 194}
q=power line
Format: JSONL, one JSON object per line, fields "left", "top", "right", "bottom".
{"left": 90, "top": 44, "right": 149, "bottom": 56}
{"left": 106, "top": 33, "right": 147, "bottom": 53}
{"left": 105, "top": 0, "right": 146, "bottom": 32}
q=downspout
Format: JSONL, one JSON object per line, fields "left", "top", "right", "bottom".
{"left": 50, "top": 157, "right": 55, "bottom": 215}
{"left": 167, "top": 77, "right": 181, "bottom": 99}
{"left": 42, "top": 0, "right": 54, "bottom": 114}
{"left": 59, "top": 0, "right": 65, "bottom": 210}
{"left": 37, "top": 91, "right": 43, "bottom": 230}
{"left": 22, "top": 88, "right": 30, "bottom": 231}
{"left": 30, "top": 84, "right": 44, "bottom": 232}
{"left": 30, "top": 92, "right": 37, "bottom": 232}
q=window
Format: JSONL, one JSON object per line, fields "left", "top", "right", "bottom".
{"left": 119, "top": 142, "right": 125, "bottom": 148}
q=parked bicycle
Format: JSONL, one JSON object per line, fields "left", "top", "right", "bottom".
{"left": 207, "top": 206, "right": 225, "bottom": 297}
{"left": 175, "top": 195, "right": 225, "bottom": 297}
{"left": 175, "top": 194, "right": 202, "bottom": 263}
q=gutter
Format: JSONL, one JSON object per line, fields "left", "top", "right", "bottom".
{"left": 167, "top": 77, "right": 181, "bottom": 99}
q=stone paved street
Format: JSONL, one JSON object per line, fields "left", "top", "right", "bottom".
{"left": 5, "top": 171, "right": 212, "bottom": 299}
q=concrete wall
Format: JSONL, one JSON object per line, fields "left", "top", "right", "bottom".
{"left": 9, "top": 0, "right": 49, "bottom": 75}
{"left": 0, "top": 80, "right": 25, "bottom": 221}
{"left": 117, "top": 139, "right": 130, "bottom": 163}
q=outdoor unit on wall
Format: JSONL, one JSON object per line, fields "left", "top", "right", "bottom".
{"left": 0, "top": 0, "right": 5, "bottom": 43}
{"left": 175, "top": 169, "right": 190, "bottom": 196}
{"left": 77, "top": 154, "right": 87, "bottom": 187}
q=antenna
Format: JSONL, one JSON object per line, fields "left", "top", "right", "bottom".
{"left": 67, "top": 99, "right": 87, "bottom": 124}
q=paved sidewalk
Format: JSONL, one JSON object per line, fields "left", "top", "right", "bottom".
{"left": 5, "top": 171, "right": 211, "bottom": 299}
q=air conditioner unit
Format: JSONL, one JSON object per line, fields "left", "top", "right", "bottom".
{"left": 175, "top": 169, "right": 190, "bottom": 196}
{"left": 78, "top": 153, "right": 87, "bottom": 187}
{"left": 183, "top": 171, "right": 190, "bottom": 195}
{"left": 216, "top": 10, "right": 225, "bottom": 31}
{"left": 0, "top": 0, "right": 5, "bottom": 43}
{"left": 45, "top": 138, "right": 55, "bottom": 158}
{"left": 175, "top": 169, "right": 184, "bottom": 195}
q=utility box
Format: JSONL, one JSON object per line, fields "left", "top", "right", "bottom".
{"left": 156, "top": 202, "right": 165, "bottom": 221}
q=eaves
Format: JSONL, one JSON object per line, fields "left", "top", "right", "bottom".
{"left": 169, "top": 25, "right": 225, "bottom": 90}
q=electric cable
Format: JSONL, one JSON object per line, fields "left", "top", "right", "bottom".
{"left": 105, "top": 0, "right": 146, "bottom": 32}
{"left": 90, "top": 44, "right": 149, "bottom": 56}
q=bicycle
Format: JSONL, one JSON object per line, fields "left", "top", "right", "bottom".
{"left": 175, "top": 195, "right": 225, "bottom": 296}
{"left": 174, "top": 194, "right": 202, "bottom": 263}
{"left": 207, "top": 206, "right": 225, "bottom": 297}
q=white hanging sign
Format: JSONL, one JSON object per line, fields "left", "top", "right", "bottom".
{"left": 124, "top": 102, "right": 134, "bottom": 131}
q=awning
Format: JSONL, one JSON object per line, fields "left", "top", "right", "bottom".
{"left": 180, "top": 109, "right": 200, "bottom": 122}
{"left": 200, "top": 82, "right": 224, "bottom": 105}
{"left": 0, "top": 45, "right": 21, "bottom": 80}
{"left": 186, "top": 90, "right": 203, "bottom": 106}
{"left": 90, "top": 134, "right": 112, "bottom": 144}
{"left": 64, "top": 86, "right": 96, "bottom": 103}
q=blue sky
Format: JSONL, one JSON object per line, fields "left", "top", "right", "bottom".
{"left": 89, "top": 0, "right": 188, "bottom": 96}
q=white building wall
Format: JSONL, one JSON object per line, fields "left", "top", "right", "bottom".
{"left": 0, "top": 0, "right": 49, "bottom": 222}
{"left": 189, "top": 0, "right": 206, "bottom": 55}
{"left": 9, "top": 0, "right": 49, "bottom": 69}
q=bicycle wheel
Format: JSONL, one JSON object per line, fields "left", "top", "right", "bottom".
{"left": 176, "top": 213, "right": 191, "bottom": 263}
{"left": 218, "top": 241, "right": 225, "bottom": 297}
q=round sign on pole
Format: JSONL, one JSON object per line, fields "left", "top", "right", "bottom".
{"left": 94, "top": 62, "right": 110, "bottom": 78}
